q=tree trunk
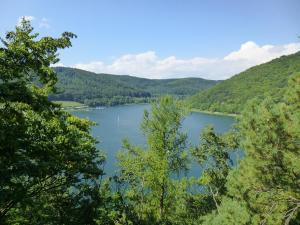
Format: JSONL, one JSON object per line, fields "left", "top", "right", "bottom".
{"left": 160, "top": 184, "right": 165, "bottom": 219}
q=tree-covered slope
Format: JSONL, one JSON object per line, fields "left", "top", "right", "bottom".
{"left": 50, "top": 67, "right": 218, "bottom": 106}
{"left": 109, "top": 74, "right": 217, "bottom": 96}
{"left": 188, "top": 52, "right": 300, "bottom": 113}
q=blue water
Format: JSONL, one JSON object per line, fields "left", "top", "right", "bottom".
{"left": 72, "top": 104, "right": 236, "bottom": 177}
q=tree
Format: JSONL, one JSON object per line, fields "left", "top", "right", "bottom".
{"left": 190, "top": 125, "right": 239, "bottom": 221}
{"left": 0, "top": 19, "right": 105, "bottom": 224}
{"left": 208, "top": 73, "right": 300, "bottom": 225}
{"left": 201, "top": 197, "right": 250, "bottom": 225}
{"left": 116, "top": 96, "right": 189, "bottom": 224}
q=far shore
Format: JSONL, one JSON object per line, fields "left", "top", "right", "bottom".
{"left": 190, "top": 108, "right": 238, "bottom": 117}
{"left": 53, "top": 100, "right": 239, "bottom": 117}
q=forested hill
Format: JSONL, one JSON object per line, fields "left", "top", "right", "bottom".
{"left": 188, "top": 51, "right": 300, "bottom": 114}
{"left": 50, "top": 67, "right": 218, "bottom": 106}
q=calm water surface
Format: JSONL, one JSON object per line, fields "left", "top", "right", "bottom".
{"left": 72, "top": 104, "right": 236, "bottom": 176}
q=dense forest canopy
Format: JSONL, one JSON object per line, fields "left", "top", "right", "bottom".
{"left": 1, "top": 20, "right": 299, "bottom": 225}
{"left": 49, "top": 67, "right": 218, "bottom": 106}
{"left": 0, "top": 20, "right": 104, "bottom": 224}
{"left": 188, "top": 51, "right": 300, "bottom": 114}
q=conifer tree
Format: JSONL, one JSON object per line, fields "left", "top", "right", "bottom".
{"left": 204, "top": 73, "right": 300, "bottom": 225}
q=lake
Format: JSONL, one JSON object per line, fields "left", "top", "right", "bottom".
{"left": 72, "top": 104, "right": 236, "bottom": 177}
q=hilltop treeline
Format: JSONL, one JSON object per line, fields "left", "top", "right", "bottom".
{"left": 50, "top": 67, "right": 217, "bottom": 106}
{"left": 188, "top": 51, "right": 300, "bottom": 113}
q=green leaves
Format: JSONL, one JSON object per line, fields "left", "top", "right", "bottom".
{"left": 202, "top": 198, "right": 250, "bottom": 225}
{"left": 193, "top": 126, "right": 238, "bottom": 195}
{"left": 116, "top": 96, "right": 190, "bottom": 223}
{"left": 0, "top": 20, "right": 103, "bottom": 224}
{"left": 0, "top": 18, "right": 76, "bottom": 92}
{"left": 224, "top": 73, "right": 300, "bottom": 225}
{"left": 1, "top": 17, "right": 299, "bottom": 225}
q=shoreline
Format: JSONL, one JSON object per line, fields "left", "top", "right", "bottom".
{"left": 190, "top": 108, "right": 238, "bottom": 117}
{"left": 60, "top": 102, "right": 150, "bottom": 111}
{"left": 63, "top": 105, "right": 89, "bottom": 110}
{"left": 55, "top": 101, "right": 238, "bottom": 117}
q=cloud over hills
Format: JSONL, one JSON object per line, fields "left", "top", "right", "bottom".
{"left": 72, "top": 41, "right": 300, "bottom": 80}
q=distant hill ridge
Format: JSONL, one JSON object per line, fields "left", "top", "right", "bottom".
{"left": 50, "top": 67, "right": 218, "bottom": 106}
{"left": 188, "top": 51, "right": 300, "bottom": 114}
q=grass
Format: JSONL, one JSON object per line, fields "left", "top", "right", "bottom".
{"left": 52, "top": 101, "right": 86, "bottom": 108}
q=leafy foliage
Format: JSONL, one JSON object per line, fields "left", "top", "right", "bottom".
{"left": 1, "top": 20, "right": 299, "bottom": 225}
{"left": 115, "top": 96, "right": 190, "bottom": 224}
{"left": 0, "top": 19, "right": 104, "bottom": 224}
{"left": 201, "top": 198, "right": 250, "bottom": 225}
{"left": 202, "top": 73, "right": 300, "bottom": 225}
{"left": 192, "top": 126, "right": 239, "bottom": 214}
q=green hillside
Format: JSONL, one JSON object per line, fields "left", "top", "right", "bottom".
{"left": 188, "top": 52, "right": 300, "bottom": 114}
{"left": 50, "top": 67, "right": 218, "bottom": 106}
{"left": 108, "top": 74, "right": 217, "bottom": 96}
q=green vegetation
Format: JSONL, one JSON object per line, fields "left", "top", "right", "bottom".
{"left": 52, "top": 100, "right": 86, "bottom": 108}
{"left": 116, "top": 96, "right": 189, "bottom": 224}
{"left": 188, "top": 52, "right": 300, "bottom": 113}
{"left": 50, "top": 67, "right": 218, "bottom": 106}
{"left": 0, "top": 19, "right": 104, "bottom": 224}
{"left": 1, "top": 21, "right": 299, "bottom": 225}
{"left": 216, "top": 73, "right": 300, "bottom": 225}
{"left": 94, "top": 73, "right": 299, "bottom": 225}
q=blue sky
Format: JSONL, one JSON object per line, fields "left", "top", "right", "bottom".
{"left": 1, "top": 0, "right": 300, "bottom": 79}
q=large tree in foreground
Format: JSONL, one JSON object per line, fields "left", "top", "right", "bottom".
{"left": 116, "top": 96, "right": 190, "bottom": 224}
{"left": 0, "top": 19, "right": 105, "bottom": 224}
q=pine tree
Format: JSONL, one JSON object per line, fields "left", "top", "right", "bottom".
{"left": 209, "top": 73, "right": 300, "bottom": 225}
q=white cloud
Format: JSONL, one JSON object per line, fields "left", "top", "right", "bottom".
{"left": 51, "top": 62, "right": 65, "bottom": 67}
{"left": 39, "top": 18, "right": 50, "bottom": 28}
{"left": 73, "top": 41, "right": 300, "bottom": 80}
{"left": 17, "top": 16, "right": 35, "bottom": 26}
